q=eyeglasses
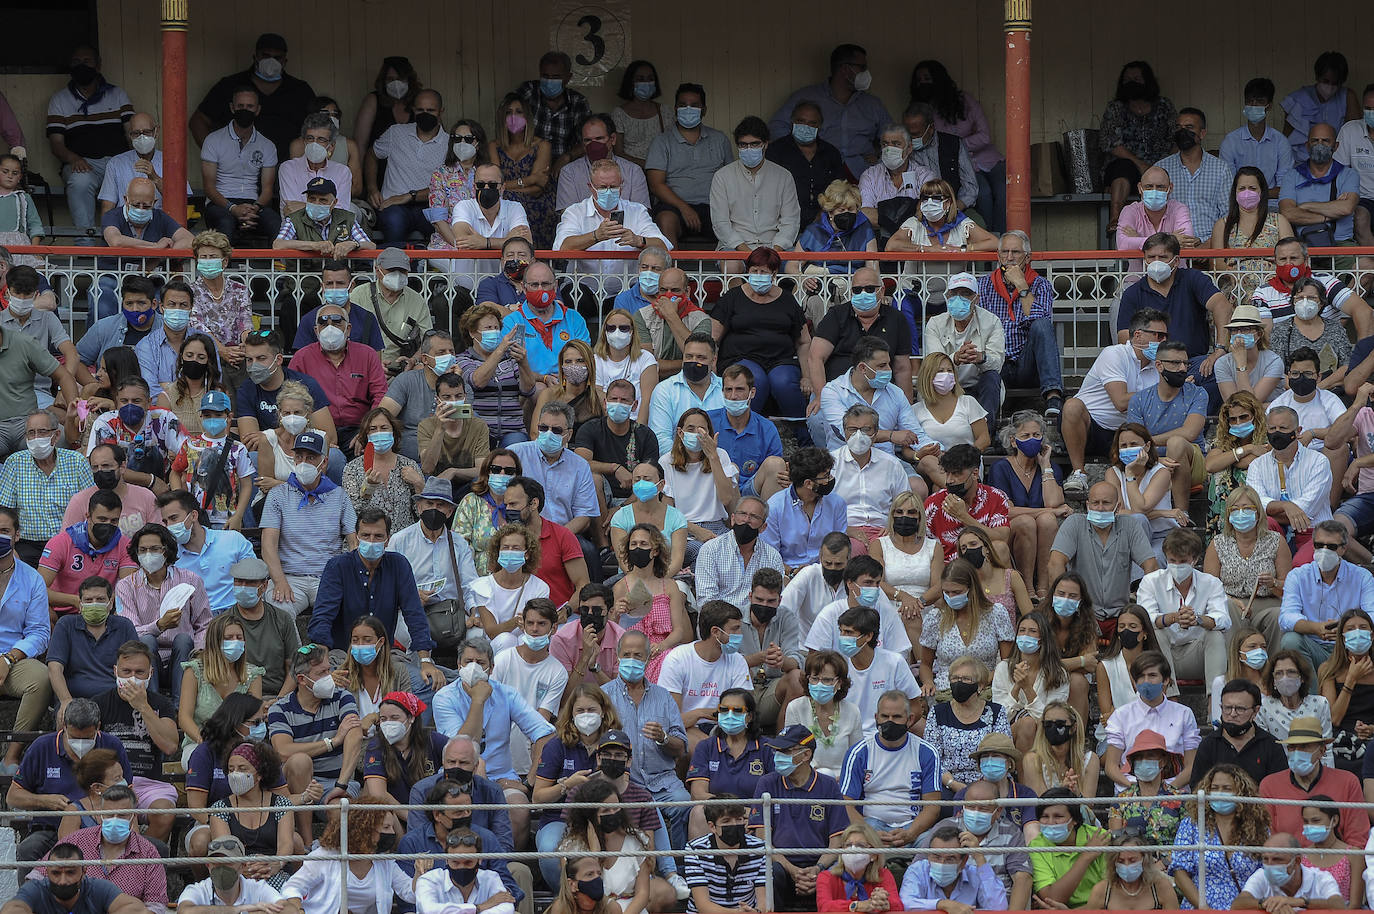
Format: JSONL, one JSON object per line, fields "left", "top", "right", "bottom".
{"left": 317, "top": 315, "right": 347, "bottom": 326}
{"left": 1220, "top": 704, "right": 1256, "bottom": 716}
{"left": 447, "top": 835, "right": 478, "bottom": 847}
{"left": 918, "top": 194, "right": 948, "bottom": 202}
{"left": 808, "top": 675, "right": 839, "bottom": 686}
{"left": 1289, "top": 371, "right": 1318, "bottom": 380}
{"left": 25, "top": 428, "right": 56, "bottom": 439}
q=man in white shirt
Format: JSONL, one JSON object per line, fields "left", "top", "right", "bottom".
{"left": 554, "top": 157, "right": 670, "bottom": 296}
{"left": 1062, "top": 307, "right": 1167, "bottom": 495}
{"left": 804, "top": 555, "right": 912, "bottom": 658}
{"left": 1248, "top": 404, "right": 1334, "bottom": 563}
{"left": 448, "top": 162, "right": 532, "bottom": 285}
{"left": 368, "top": 88, "right": 448, "bottom": 245}
{"left": 1336, "top": 84, "right": 1374, "bottom": 247}
{"left": 834, "top": 607, "right": 921, "bottom": 735}
{"left": 492, "top": 599, "right": 567, "bottom": 779}
{"left": 1235, "top": 833, "right": 1342, "bottom": 909}
{"left": 782, "top": 532, "right": 850, "bottom": 640}
{"left": 831, "top": 403, "right": 917, "bottom": 547}
{"left": 657, "top": 600, "right": 752, "bottom": 752}
{"left": 1270, "top": 347, "right": 1360, "bottom": 508}
{"left": 177, "top": 835, "right": 294, "bottom": 913}
{"left": 1137, "top": 528, "right": 1230, "bottom": 689}
{"left": 922, "top": 271, "right": 1007, "bottom": 420}
{"left": 1102, "top": 650, "right": 1200, "bottom": 789}
{"left": 97, "top": 111, "right": 192, "bottom": 214}
{"left": 709, "top": 116, "right": 801, "bottom": 275}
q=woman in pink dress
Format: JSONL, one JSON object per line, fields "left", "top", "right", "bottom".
{"left": 613, "top": 523, "right": 691, "bottom": 682}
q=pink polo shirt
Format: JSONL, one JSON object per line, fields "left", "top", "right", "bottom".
{"left": 288, "top": 341, "right": 387, "bottom": 430}
{"left": 551, "top": 618, "right": 624, "bottom": 685}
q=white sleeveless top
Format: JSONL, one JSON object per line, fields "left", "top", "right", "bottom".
{"left": 878, "top": 535, "right": 936, "bottom": 597}
{"left": 1111, "top": 464, "right": 1176, "bottom": 536}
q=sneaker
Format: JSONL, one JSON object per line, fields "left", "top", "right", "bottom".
{"left": 669, "top": 873, "right": 690, "bottom": 900}
{"left": 1044, "top": 394, "right": 1063, "bottom": 420}
{"left": 1063, "top": 469, "right": 1089, "bottom": 496}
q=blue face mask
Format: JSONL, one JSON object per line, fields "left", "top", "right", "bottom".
{"left": 248, "top": 721, "right": 268, "bottom": 740}
{"left": 221, "top": 639, "right": 246, "bottom": 662}
{"left": 125, "top": 204, "right": 153, "bottom": 226}
{"left": 1040, "top": 822, "right": 1071, "bottom": 844}
{"left": 1141, "top": 189, "right": 1168, "bottom": 210}
{"left": 487, "top": 472, "right": 511, "bottom": 496}
{"left": 350, "top": 644, "right": 378, "bottom": 665}
{"left": 322, "top": 288, "right": 350, "bottom": 307}
{"left": 618, "top": 657, "right": 646, "bottom": 683}
{"left": 1117, "top": 446, "right": 1143, "bottom": 465}
{"left": 595, "top": 187, "right": 620, "bottom": 210}
{"left": 676, "top": 106, "right": 703, "bottom": 129}
{"left": 537, "top": 429, "right": 564, "bottom": 455}
{"left": 929, "top": 861, "right": 960, "bottom": 887}
{"left": 838, "top": 635, "right": 862, "bottom": 657}
{"left": 870, "top": 369, "right": 892, "bottom": 389}
{"left": 739, "top": 147, "right": 765, "bottom": 168}
{"left": 631, "top": 479, "right": 659, "bottom": 502}
{"left": 961, "top": 809, "right": 994, "bottom": 835}
{"left": 720, "top": 632, "right": 744, "bottom": 654}
{"left": 723, "top": 396, "right": 751, "bottom": 416}
{"left": 1087, "top": 510, "right": 1115, "bottom": 528}
{"left": 1364, "top": 110, "right": 1374, "bottom": 130}
{"left": 201, "top": 417, "right": 228, "bottom": 438}
{"left": 1015, "top": 436, "right": 1043, "bottom": 458}
{"left": 851, "top": 290, "right": 879, "bottom": 311}
{"left": 1115, "top": 860, "right": 1144, "bottom": 883}
{"left": 717, "top": 710, "right": 746, "bottom": 734}
{"left": 606, "top": 402, "right": 633, "bottom": 424}
{"left": 1230, "top": 509, "right": 1258, "bottom": 532}
{"left": 102, "top": 817, "right": 132, "bottom": 843}
{"left": 1303, "top": 823, "right": 1331, "bottom": 844}
{"left": 497, "top": 550, "right": 525, "bottom": 572}
{"left": 480, "top": 329, "right": 504, "bottom": 351}
{"left": 1015, "top": 636, "right": 1040, "bottom": 654}
{"left": 162, "top": 308, "right": 191, "bottom": 332}
{"left": 944, "top": 591, "right": 970, "bottom": 610}
{"left": 540, "top": 78, "right": 564, "bottom": 98}
{"left": 979, "top": 757, "right": 1009, "bottom": 781}
{"left": 196, "top": 257, "right": 224, "bottom": 278}
{"left": 234, "top": 585, "right": 261, "bottom": 608}
{"left": 1264, "top": 864, "right": 1293, "bottom": 887}
{"left": 522, "top": 632, "right": 552, "bottom": 652}
{"left": 638, "top": 270, "right": 660, "bottom": 295}
{"left": 167, "top": 521, "right": 191, "bottom": 545}
{"left": 857, "top": 586, "right": 880, "bottom": 608}
{"left": 1234, "top": 333, "right": 1256, "bottom": 349}
{"left": 1287, "top": 750, "right": 1318, "bottom": 777}
{"left": 1244, "top": 105, "right": 1268, "bottom": 124}
{"left": 122, "top": 306, "right": 151, "bottom": 329}
{"left": 792, "top": 123, "right": 819, "bottom": 144}
{"left": 633, "top": 81, "right": 656, "bottom": 101}
{"left": 746, "top": 273, "right": 773, "bottom": 294}
{"left": 358, "top": 539, "right": 386, "bottom": 561}
{"left": 1229, "top": 421, "right": 1255, "bottom": 439}
{"left": 1209, "top": 794, "right": 1237, "bottom": 814}
{"left": 1052, "top": 596, "right": 1079, "bottom": 618}
{"left": 1142, "top": 341, "right": 1160, "bottom": 361}
{"left": 368, "top": 431, "right": 394, "bottom": 453}
{"left": 305, "top": 202, "right": 332, "bottom": 222}
{"left": 681, "top": 432, "right": 701, "bottom": 452}
{"left": 1136, "top": 680, "right": 1164, "bottom": 702}
{"left": 1242, "top": 647, "right": 1269, "bottom": 669}
{"left": 432, "top": 354, "right": 457, "bottom": 375}
{"left": 1346, "top": 629, "right": 1373, "bottom": 653}
{"left": 808, "top": 682, "right": 835, "bottom": 704}
{"left": 1131, "top": 758, "right": 1161, "bottom": 782}
{"left": 946, "top": 295, "right": 973, "bottom": 321}
{"left": 118, "top": 403, "right": 146, "bottom": 428}
{"left": 772, "top": 750, "right": 797, "bottom": 775}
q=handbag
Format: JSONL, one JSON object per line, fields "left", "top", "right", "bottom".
{"left": 1296, "top": 171, "right": 1341, "bottom": 247}
{"left": 424, "top": 528, "right": 473, "bottom": 650}
{"left": 1061, "top": 126, "right": 1103, "bottom": 194}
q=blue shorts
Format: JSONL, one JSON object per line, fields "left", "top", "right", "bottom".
{"left": 1336, "top": 492, "right": 1374, "bottom": 537}
{"left": 739, "top": 475, "right": 759, "bottom": 498}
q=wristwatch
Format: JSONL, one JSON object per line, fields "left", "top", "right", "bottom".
{"left": 323, "top": 737, "right": 334, "bottom": 752}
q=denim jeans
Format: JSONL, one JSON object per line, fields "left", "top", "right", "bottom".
{"left": 735, "top": 359, "right": 807, "bottom": 421}
{"left": 497, "top": 431, "right": 529, "bottom": 448}
{"left": 536, "top": 820, "right": 566, "bottom": 888}
{"left": 1001, "top": 316, "right": 1064, "bottom": 395}
{"left": 971, "top": 369, "right": 1002, "bottom": 424}
{"left": 138, "top": 631, "right": 195, "bottom": 704}
{"left": 378, "top": 201, "right": 432, "bottom": 245}
{"left": 976, "top": 162, "right": 1008, "bottom": 236}
{"left": 63, "top": 156, "right": 109, "bottom": 235}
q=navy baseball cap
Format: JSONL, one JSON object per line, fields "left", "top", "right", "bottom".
{"left": 305, "top": 176, "right": 337, "bottom": 198}
{"left": 293, "top": 430, "right": 326, "bottom": 455}
{"left": 765, "top": 725, "right": 817, "bottom": 751}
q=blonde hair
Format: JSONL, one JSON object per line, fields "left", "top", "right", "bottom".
{"left": 1027, "top": 699, "right": 1087, "bottom": 787}
{"left": 947, "top": 654, "right": 991, "bottom": 687}
{"left": 917, "top": 350, "right": 963, "bottom": 403}
{"left": 594, "top": 307, "right": 646, "bottom": 360}
{"left": 1221, "top": 485, "right": 1264, "bottom": 537}
{"left": 551, "top": 339, "right": 604, "bottom": 419}
{"left": 827, "top": 822, "right": 886, "bottom": 883}
{"left": 1211, "top": 391, "right": 1268, "bottom": 451}
{"left": 919, "top": 178, "right": 959, "bottom": 222}
{"left": 938, "top": 558, "right": 992, "bottom": 636}
{"left": 191, "top": 230, "right": 232, "bottom": 261}
{"left": 819, "top": 180, "right": 861, "bottom": 214}
{"left": 275, "top": 380, "right": 314, "bottom": 413}
{"left": 884, "top": 490, "right": 925, "bottom": 537}
{"left": 201, "top": 615, "right": 248, "bottom": 691}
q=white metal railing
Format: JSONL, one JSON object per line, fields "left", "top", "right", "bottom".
{"left": 16, "top": 246, "right": 1374, "bottom": 379}
{"left": 0, "top": 791, "right": 1360, "bottom": 912}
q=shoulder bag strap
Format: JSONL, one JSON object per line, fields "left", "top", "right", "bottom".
{"left": 444, "top": 527, "right": 466, "bottom": 616}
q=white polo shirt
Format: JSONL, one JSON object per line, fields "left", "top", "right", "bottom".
{"left": 804, "top": 596, "right": 912, "bottom": 656}
{"left": 1077, "top": 343, "right": 1160, "bottom": 429}
{"left": 201, "top": 124, "right": 278, "bottom": 200}
{"left": 1270, "top": 388, "right": 1347, "bottom": 448}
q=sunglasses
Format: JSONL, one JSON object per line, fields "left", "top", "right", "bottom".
{"left": 317, "top": 315, "right": 347, "bottom": 326}
{"left": 297, "top": 643, "right": 319, "bottom": 654}
{"left": 453, "top": 134, "right": 478, "bottom": 144}
{"left": 474, "top": 181, "right": 502, "bottom": 190}
{"left": 852, "top": 285, "right": 880, "bottom": 294}
{"left": 246, "top": 329, "right": 274, "bottom": 340}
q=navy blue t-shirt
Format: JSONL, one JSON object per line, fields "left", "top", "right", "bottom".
{"left": 99, "top": 206, "right": 183, "bottom": 243}
{"left": 18, "top": 877, "right": 123, "bottom": 914}
{"left": 293, "top": 303, "right": 384, "bottom": 351}
{"left": 1116, "top": 268, "right": 1221, "bottom": 358}
{"left": 17, "top": 731, "right": 131, "bottom": 828}
{"left": 234, "top": 367, "right": 333, "bottom": 429}
{"left": 475, "top": 273, "right": 524, "bottom": 308}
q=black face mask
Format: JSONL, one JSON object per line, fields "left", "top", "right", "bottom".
{"left": 949, "top": 680, "right": 979, "bottom": 704}
{"left": 1268, "top": 430, "right": 1297, "bottom": 451}
{"left": 1118, "top": 629, "right": 1141, "bottom": 649}
{"left": 181, "top": 359, "right": 209, "bottom": 380}
{"left": 50, "top": 880, "right": 81, "bottom": 902}
{"left": 1044, "top": 721, "right": 1074, "bottom": 745}
{"left": 477, "top": 187, "right": 501, "bottom": 209}
{"left": 93, "top": 469, "right": 119, "bottom": 491}
{"left": 1221, "top": 719, "right": 1253, "bottom": 738}
{"left": 450, "top": 865, "right": 478, "bottom": 886}
{"left": 70, "top": 64, "right": 98, "bottom": 85}
{"left": 444, "top": 767, "right": 474, "bottom": 790}
{"left": 878, "top": 720, "right": 907, "bottom": 742}
{"left": 1162, "top": 368, "right": 1188, "bottom": 388}
{"left": 751, "top": 603, "right": 777, "bottom": 626}
{"left": 375, "top": 833, "right": 396, "bottom": 854}
{"left": 90, "top": 522, "right": 117, "bottom": 545}
{"left": 578, "top": 877, "right": 605, "bottom": 901}
{"left": 626, "top": 547, "right": 653, "bottom": 568}
{"left": 1289, "top": 376, "right": 1318, "bottom": 397}
{"left": 599, "top": 759, "right": 626, "bottom": 780}
{"left": 1173, "top": 128, "right": 1199, "bottom": 151}
{"left": 597, "top": 813, "right": 621, "bottom": 833}
{"left": 503, "top": 259, "right": 528, "bottom": 280}
{"left": 681, "top": 361, "right": 709, "bottom": 383}
{"left": 582, "top": 610, "right": 606, "bottom": 633}
{"left": 420, "top": 508, "right": 449, "bottom": 531}
{"left": 812, "top": 479, "right": 836, "bottom": 498}
{"left": 833, "top": 212, "right": 856, "bottom": 232}
{"left": 232, "top": 109, "right": 256, "bottom": 128}
{"left": 414, "top": 112, "right": 439, "bottom": 133}
{"left": 893, "top": 516, "right": 921, "bottom": 537}
{"left": 821, "top": 567, "right": 845, "bottom": 587}
{"left": 962, "top": 547, "right": 985, "bottom": 569}
{"left": 946, "top": 481, "right": 968, "bottom": 499}
{"left": 449, "top": 815, "right": 473, "bottom": 830}
{"left": 732, "top": 522, "right": 759, "bottom": 546}
{"left": 718, "top": 823, "right": 747, "bottom": 847}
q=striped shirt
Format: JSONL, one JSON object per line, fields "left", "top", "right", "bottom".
{"left": 267, "top": 689, "right": 359, "bottom": 781}
{"left": 683, "top": 833, "right": 768, "bottom": 914}
{"left": 45, "top": 80, "right": 134, "bottom": 159}
{"left": 456, "top": 346, "right": 528, "bottom": 439}
{"left": 0, "top": 448, "right": 94, "bottom": 542}
{"left": 259, "top": 480, "right": 356, "bottom": 576}
{"left": 29, "top": 825, "right": 167, "bottom": 910}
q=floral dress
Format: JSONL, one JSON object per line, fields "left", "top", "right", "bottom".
{"left": 453, "top": 492, "right": 505, "bottom": 575}
{"left": 1099, "top": 97, "right": 1179, "bottom": 174}
{"left": 190, "top": 277, "right": 253, "bottom": 349}
{"left": 1207, "top": 464, "right": 1250, "bottom": 537}
{"left": 632, "top": 591, "right": 674, "bottom": 683}
{"left": 1169, "top": 817, "right": 1261, "bottom": 910}
{"left": 427, "top": 163, "right": 477, "bottom": 251}
{"left": 181, "top": 658, "right": 265, "bottom": 749}
{"left": 1115, "top": 781, "right": 1186, "bottom": 846}
{"left": 498, "top": 145, "right": 556, "bottom": 248}
{"left": 1225, "top": 215, "right": 1282, "bottom": 301}
{"left": 919, "top": 605, "right": 1015, "bottom": 691}
{"left": 922, "top": 699, "right": 1011, "bottom": 786}
{"left": 1303, "top": 853, "right": 1351, "bottom": 899}
{"left": 342, "top": 454, "right": 421, "bottom": 532}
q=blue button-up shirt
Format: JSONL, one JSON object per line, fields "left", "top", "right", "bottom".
{"left": 613, "top": 283, "right": 653, "bottom": 315}
{"left": 0, "top": 559, "right": 50, "bottom": 659}
{"left": 308, "top": 550, "right": 433, "bottom": 653}
{"left": 602, "top": 677, "right": 689, "bottom": 793}
{"left": 75, "top": 312, "right": 163, "bottom": 367}
{"left": 406, "top": 770, "right": 513, "bottom": 849}
{"left": 761, "top": 488, "right": 849, "bottom": 568}
{"left": 500, "top": 301, "right": 591, "bottom": 376}
{"left": 768, "top": 82, "right": 893, "bottom": 177}
{"left": 134, "top": 326, "right": 224, "bottom": 400}
{"left": 648, "top": 371, "right": 725, "bottom": 453}
{"left": 1279, "top": 560, "right": 1374, "bottom": 644}
{"left": 817, "top": 372, "right": 933, "bottom": 453}
{"left": 432, "top": 679, "right": 555, "bottom": 782}
{"left": 707, "top": 409, "right": 783, "bottom": 489}
{"left": 899, "top": 860, "right": 1009, "bottom": 911}
{"left": 173, "top": 526, "right": 256, "bottom": 611}
{"left": 1220, "top": 125, "right": 1294, "bottom": 191}
{"left": 1281, "top": 162, "right": 1361, "bottom": 242}
{"left": 395, "top": 820, "right": 524, "bottom": 903}
{"left": 507, "top": 440, "right": 598, "bottom": 526}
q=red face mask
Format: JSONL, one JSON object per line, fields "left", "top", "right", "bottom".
{"left": 1277, "top": 263, "right": 1311, "bottom": 285}
{"left": 526, "top": 288, "right": 555, "bottom": 308}
{"left": 585, "top": 140, "right": 609, "bottom": 162}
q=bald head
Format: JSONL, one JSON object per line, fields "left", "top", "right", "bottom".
{"left": 657, "top": 267, "right": 688, "bottom": 297}
{"left": 125, "top": 177, "right": 156, "bottom": 207}
{"left": 1265, "top": 833, "right": 1301, "bottom": 850}
{"left": 1310, "top": 122, "right": 1337, "bottom": 144}
{"left": 1087, "top": 481, "right": 1119, "bottom": 512}
{"left": 128, "top": 112, "right": 157, "bottom": 134}
{"left": 852, "top": 267, "right": 880, "bottom": 288}
{"left": 964, "top": 779, "right": 998, "bottom": 801}
{"left": 1140, "top": 166, "right": 1171, "bottom": 189}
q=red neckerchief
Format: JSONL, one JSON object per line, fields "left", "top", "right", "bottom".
{"left": 525, "top": 304, "right": 564, "bottom": 351}
{"left": 990, "top": 267, "right": 1040, "bottom": 318}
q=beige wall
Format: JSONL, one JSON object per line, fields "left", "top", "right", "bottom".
{"left": 2, "top": 0, "right": 1367, "bottom": 248}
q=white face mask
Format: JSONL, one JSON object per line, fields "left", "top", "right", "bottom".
{"left": 1167, "top": 562, "right": 1194, "bottom": 584}
{"left": 920, "top": 198, "right": 947, "bottom": 220}
{"left": 304, "top": 141, "right": 329, "bottom": 164}
{"left": 385, "top": 79, "right": 409, "bottom": 100}
{"left": 138, "top": 553, "right": 166, "bottom": 574}
{"left": 309, "top": 674, "right": 335, "bottom": 700}
{"left": 459, "top": 661, "right": 489, "bottom": 688}
{"left": 842, "top": 852, "right": 870, "bottom": 874}
{"left": 132, "top": 134, "right": 157, "bottom": 156}
{"left": 381, "top": 271, "right": 407, "bottom": 293}
{"left": 293, "top": 461, "right": 320, "bottom": 485}
{"left": 318, "top": 326, "right": 347, "bottom": 351}
{"left": 852, "top": 69, "right": 873, "bottom": 92}
{"left": 226, "top": 771, "right": 255, "bottom": 796}
{"left": 1314, "top": 547, "right": 1342, "bottom": 573}
{"left": 280, "top": 414, "right": 309, "bottom": 436}
{"left": 846, "top": 430, "right": 872, "bottom": 457}
{"left": 574, "top": 711, "right": 603, "bottom": 736}
{"left": 26, "top": 436, "right": 54, "bottom": 460}
{"left": 1146, "top": 260, "right": 1173, "bottom": 283}
{"left": 115, "top": 675, "right": 145, "bottom": 692}
{"left": 380, "top": 719, "right": 409, "bottom": 745}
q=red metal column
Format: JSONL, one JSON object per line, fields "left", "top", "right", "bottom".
{"left": 161, "top": 0, "right": 189, "bottom": 222}
{"left": 1004, "top": 0, "right": 1032, "bottom": 233}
